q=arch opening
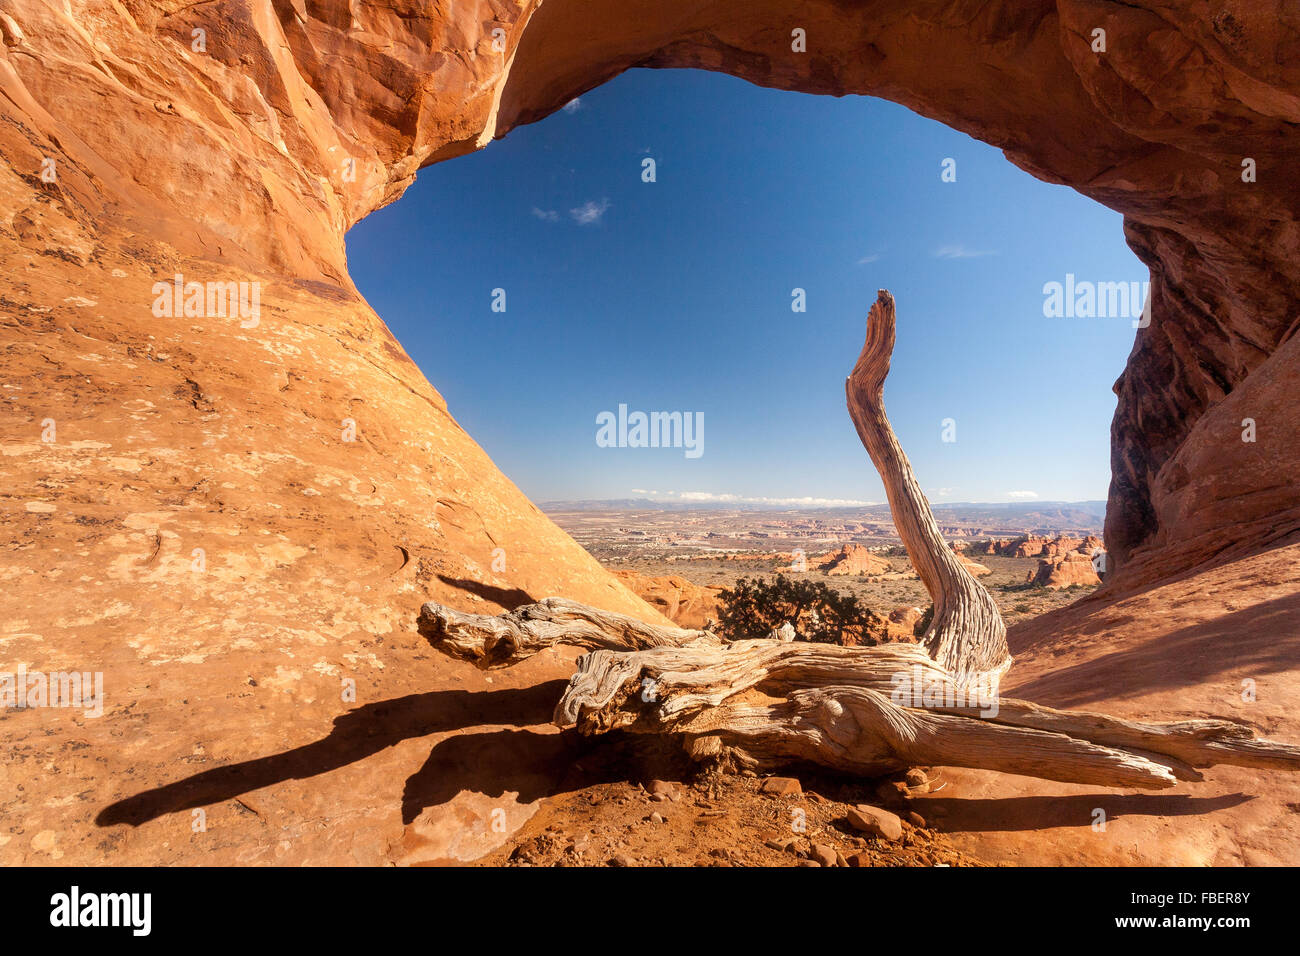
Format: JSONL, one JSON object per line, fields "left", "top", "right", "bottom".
{"left": 348, "top": 67, "right": 1144, "bottom": 532}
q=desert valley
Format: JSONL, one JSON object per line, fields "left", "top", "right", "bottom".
{"left": 550, "top": 502, "right": 1108, "bottom": 633}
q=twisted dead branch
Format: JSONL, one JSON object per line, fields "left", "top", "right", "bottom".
{"left": 417, "top": 596, "right": 721, "bottom": 668}
{"left": 846, "top": 290, "right": 1010, "bottom": 683}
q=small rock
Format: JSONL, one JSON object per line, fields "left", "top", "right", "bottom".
{"left": 905, "top": 768, "right": 929, "bottom": 789}
{"left": 845, "top": 851, "right": 872, "bottom": 867}
{"left": 810, "top": 843, "right": 837, "bottom": 867}
{"left": 906, "top": 811, "right": 927, "bottom": 828}
{"left": 764, "top": 836, "right": 796, "bottom": 852}
{"left": 845, "top": 804, "right": 905, "bottom": 842}
{"left": 797, "top": 859, "right": 821, "bottom": 867}
{"left": 608, "top": 854, "right": 635, "bottom": 867}
{"left": 650, "top": 812, "right": 665, "bottom": 825}
{"left": 649, "top": 779, "right": 677, "bottom": 799}
{"left": 759, "top": 776, "right": 803, "bottom": 797}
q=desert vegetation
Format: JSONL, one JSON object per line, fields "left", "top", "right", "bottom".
{"left": 714, "top": 574, "right": 886, "bottom": 645}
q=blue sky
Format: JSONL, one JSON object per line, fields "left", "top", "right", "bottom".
{"left": 346, "top": 69, "right": 1145, "bottom": 507}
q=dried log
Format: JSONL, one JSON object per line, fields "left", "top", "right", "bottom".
{"left": 552, "top": 640, "right": 1300, "bottom": 782}
{"left": 416, "top": 596, "right": 720, "bottom": 669}
{"left": 668, "top": 687, "right": 1181, "bottom": 789}
{"left": 554, "top": 640, "right": 946, "bottom": 731}
{"left": 846, "top": 290, "right": 1011, "bottom": 683}
{"left": 931, "top": 698, "right": 1300, "bottom": 774}
{"left": 417, "top": 592, "right": 1300, "bottom": 791}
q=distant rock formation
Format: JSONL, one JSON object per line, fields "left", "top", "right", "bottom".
{"left": 964, "top": 535, "right": 1105, "bottom": 587}
{"left": 975, "top": 534, "right": 1104, "bottom": 561}
{"left": 814, "top": 544, "right": 894, "bottom": 577}
{"left": 1008, "top": 536, "right": 1057, "bottom": 558}
{"left": 1029, "top": 552, "right": 1103, "bottom": 589}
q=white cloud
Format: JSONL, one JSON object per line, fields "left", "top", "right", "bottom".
{"left": 933, "top": 244, "right": 996, "bottom": 260}
{"left": 530, "top": 207, "right": 559, "bottom": 222}
{"left": 570, "top": 198, "right": 611, "bottom": 225}
{"left": 1006, "top": 490, "right": 1039, "bottom": 500}
{"left": 562, "top": 98, "right": 581, "bottom": 114}
{"left": 857, "top": 253, "right": 881, "bottom": 265}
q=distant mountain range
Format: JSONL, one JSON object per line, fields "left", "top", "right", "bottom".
{"left": 931, "top": 501, "right": 1107, "bottom": 525}
{"left": 541, "top": 498, "right": 1107, "bottom": 528}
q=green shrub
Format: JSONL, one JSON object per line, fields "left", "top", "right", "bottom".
{"left": 716, "top": 574, "right": 884, "bottom": 645}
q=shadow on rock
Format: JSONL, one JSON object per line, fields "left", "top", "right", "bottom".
{"left": 914, "top": 791, "right": 1252, "bottom": 833}
{"left": 96, "top": 681, "right": 568, "bottom": 827}
{"left": 436, "top": 575, "right": 535, "bottom": 610}
{"left": 399, "top": 727, "right": 693, "bottom": 824}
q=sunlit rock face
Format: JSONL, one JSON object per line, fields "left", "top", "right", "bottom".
{"left": 0, "top": 0, "right": 1297, "bottom": 862}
